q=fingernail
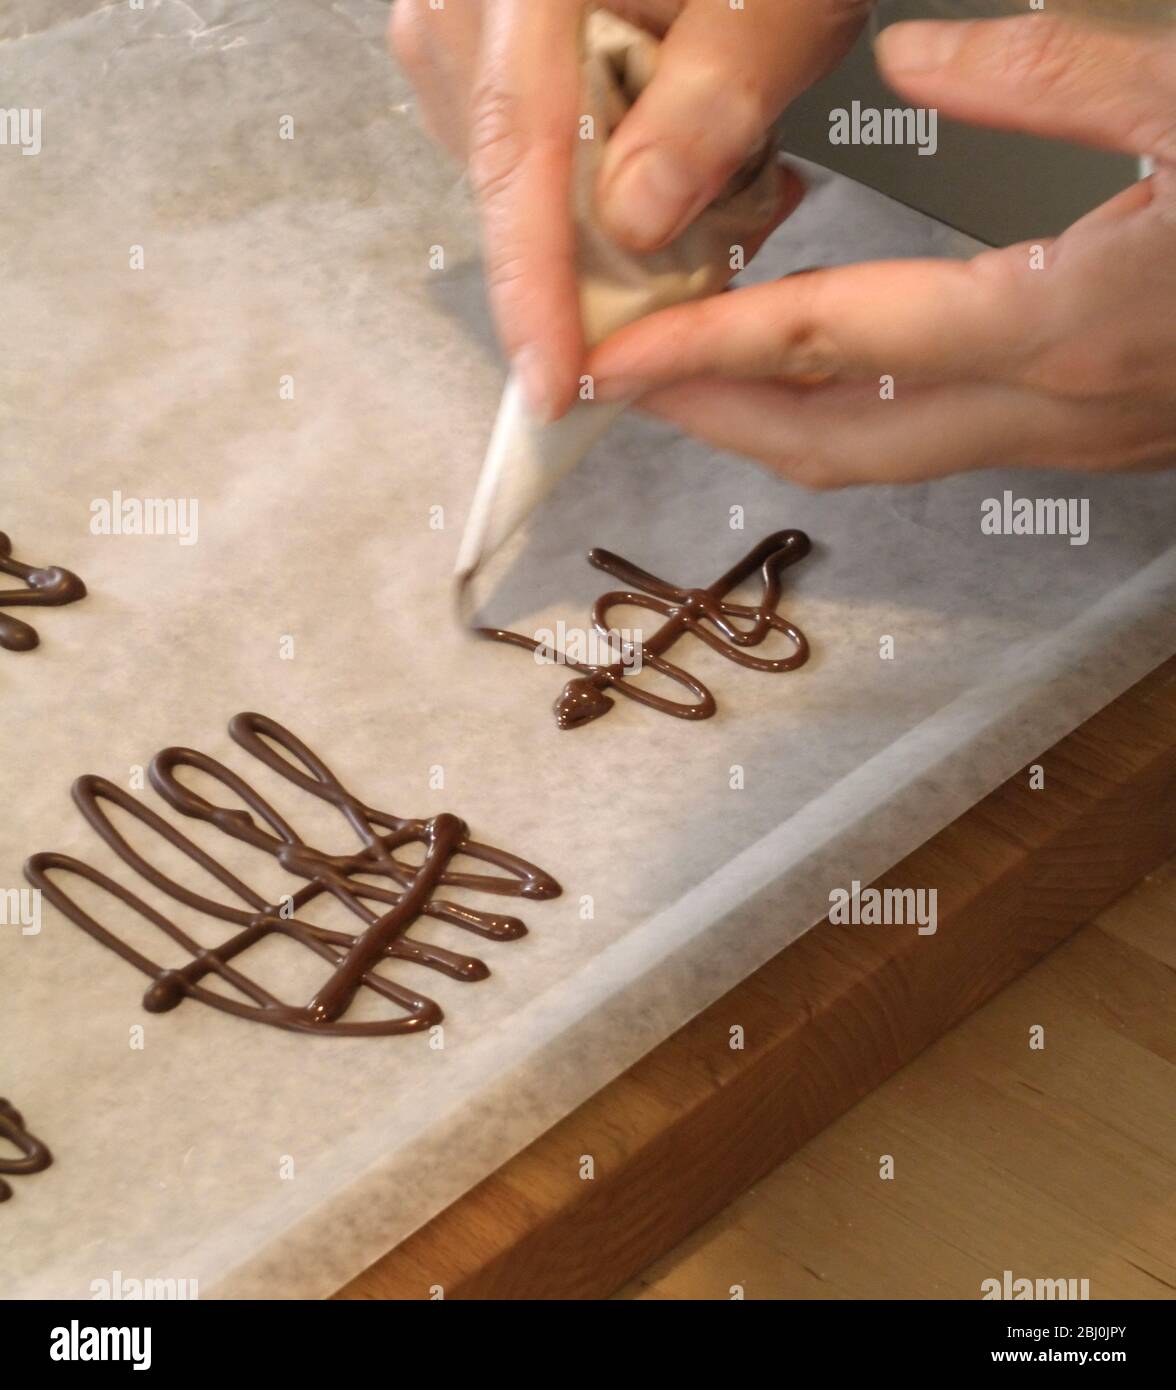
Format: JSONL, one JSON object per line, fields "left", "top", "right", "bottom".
{"left": 876, "top": 21, "right": 966, "bottom": 75}
{"left": 600, "top": 147, "right": 697, "bottom": 249}
{"left": 512, "top": 346, "right": 553, "bottom": 424}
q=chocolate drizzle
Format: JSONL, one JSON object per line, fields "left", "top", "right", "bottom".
{"left": 478, "top": 530, "right": 812, "bottom": 728}
{"left": 0, "top": 531, "right": 86, "bottom": 652}
{"left": 25, "top": 713, "right": 561, "bottom": 1037}
{"left": 0, "top": 1099, "right": 52, "bottom": 1202}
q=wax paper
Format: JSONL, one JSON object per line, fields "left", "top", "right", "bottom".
{"left": 1, "top": 0, "right": 1173, "bottom": 1298}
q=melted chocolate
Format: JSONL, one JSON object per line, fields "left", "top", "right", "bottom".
{"left": 25, "top": 713, "right": 561, "bottom": 1037}
{"left": 0, "top": 531, "right": 86, "bottom": 652}
{"left": 478, "top": 530, "right": 812, "bottom": 728}
{"left": 0, "top": 1098, "right": 52, "bottom": 1202}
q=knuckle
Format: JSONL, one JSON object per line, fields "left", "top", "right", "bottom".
{"left": 778, "top": 321, "right": 840, "bottom": 380}
{"left": 666, "top": 64, "right": 771, "bottom": 186}
{"left": 467, "top": 84, "right": 528, "bottom": 204}
{"left": 763, "top": 287, "right": 841, "bottom": 379}
{"left": 482, "top": 247, "right": 530, "bottom": 302}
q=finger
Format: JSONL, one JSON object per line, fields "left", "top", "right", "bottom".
{"left": 587, "top": 253, "right": 1039, "bottom": 399}
{"left": 468, "top": 0, "right": 586, "bottom": 422}
{"left": 388, "top": 0, "right": 484, "bottom": 160}
{"left": 596, "top": 0, "right": 871, "bottom": 251}
{"left": 876, "top": 14, "right": 1176, "bottom": 160}
{"left": 634, "top": 376, "right": 1073, "bottom": 486}
{"left": 1068, "top": 172, "right": 1159, "bottom": 231}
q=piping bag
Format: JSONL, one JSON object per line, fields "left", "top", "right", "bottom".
{"left": 454, "top": 9, "right": 782, "bottom": 615}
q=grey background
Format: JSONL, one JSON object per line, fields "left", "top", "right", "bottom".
{"left": 783, "top": 4, "right": 1143, "bottom": 245}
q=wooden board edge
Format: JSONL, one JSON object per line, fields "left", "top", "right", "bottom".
{"left": 338, "top": 658, "right": 1176, "bottom": 1300}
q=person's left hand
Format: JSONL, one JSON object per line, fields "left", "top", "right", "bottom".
{"left": 586, "top": 14, "right": 1176, "bottom": 486}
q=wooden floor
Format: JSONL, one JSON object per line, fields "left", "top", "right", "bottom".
{"left": 621, "top": 856, "right": 1176, "bottom": 1300}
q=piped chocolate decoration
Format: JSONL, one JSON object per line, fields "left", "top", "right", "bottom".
{"left": 0, "top": 531, "right": 86, "bottom": 652}
{"left": 25, "top": 713, "right": 561, "bottom": 1037}
{"left": 0, "top": 1098, "right": 52, "bottom": 1202}
{"left": 478, "top": 530, "right": 812, "bottom": 729}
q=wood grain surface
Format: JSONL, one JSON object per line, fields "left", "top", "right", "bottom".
{"left": 622, "top": 855, "right": 1176, "bottom": 1300}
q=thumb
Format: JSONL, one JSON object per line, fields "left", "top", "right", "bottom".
{"left": 596, "top": 0, "right": 869, "bottom": 251}
{"left": 876, "top": 14, "right": 1176, "bottom": 160}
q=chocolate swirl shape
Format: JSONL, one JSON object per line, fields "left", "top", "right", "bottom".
{"left": 0, "top": 531, "right": 87, "bottom": 652}
{"left": 478, "top": 530, "right": 812, "bottom": 729}
{"left": 25, "top": 714, "right": 561, "bottom": 1037}
{"left": 0, "top": 1098, "right": 52, "bottom": 1202}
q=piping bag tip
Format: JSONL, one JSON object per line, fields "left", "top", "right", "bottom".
{"left": 453, "top": 567, "right": 478, "bottom": 633}
{"left": 450, "top": 11, "right": 781, "bottom": 633}
{"left": 451, "top": 373, "right": 630, "bottom": 628}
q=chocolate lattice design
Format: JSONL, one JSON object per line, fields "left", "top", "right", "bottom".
{"left": 478, "top": 530, "right": 812, "bottom": 729}
{"left": 25, "top": 714, "right": 561, "bottom": 1037}
{"left": 0, "top": 1099, "right": 52, "bottom": 1203}
{"left": 0, "top": 531, "right": 86, "bottom": 652}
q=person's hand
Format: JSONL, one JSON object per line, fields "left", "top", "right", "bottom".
{"left": 389, "top": 0, "right": 872, "bottom": 422}
{"left": 586, "top": 14, "right": 1176, "bottom": 485}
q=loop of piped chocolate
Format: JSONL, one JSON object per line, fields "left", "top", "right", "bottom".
{"left": 24, "top": 716, "right": 562, "bottom": 1037}
{"left": 0, "top": 531, "right": 87, "bottom": 652}
{"left": 0, "top": 1098, "right": 52, "bottom": 1203}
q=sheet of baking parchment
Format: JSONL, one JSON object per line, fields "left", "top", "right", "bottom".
{"left": 2, "top": 0, "right": 1173, "bottom": 1299}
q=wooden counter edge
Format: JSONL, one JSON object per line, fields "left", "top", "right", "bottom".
{"left": 338, "top": 658, "right": 1176, "bottom": 1300}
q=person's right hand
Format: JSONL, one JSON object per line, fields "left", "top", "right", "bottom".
{"left": 389, "top": 0, "right": 872, "bottom": 423}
